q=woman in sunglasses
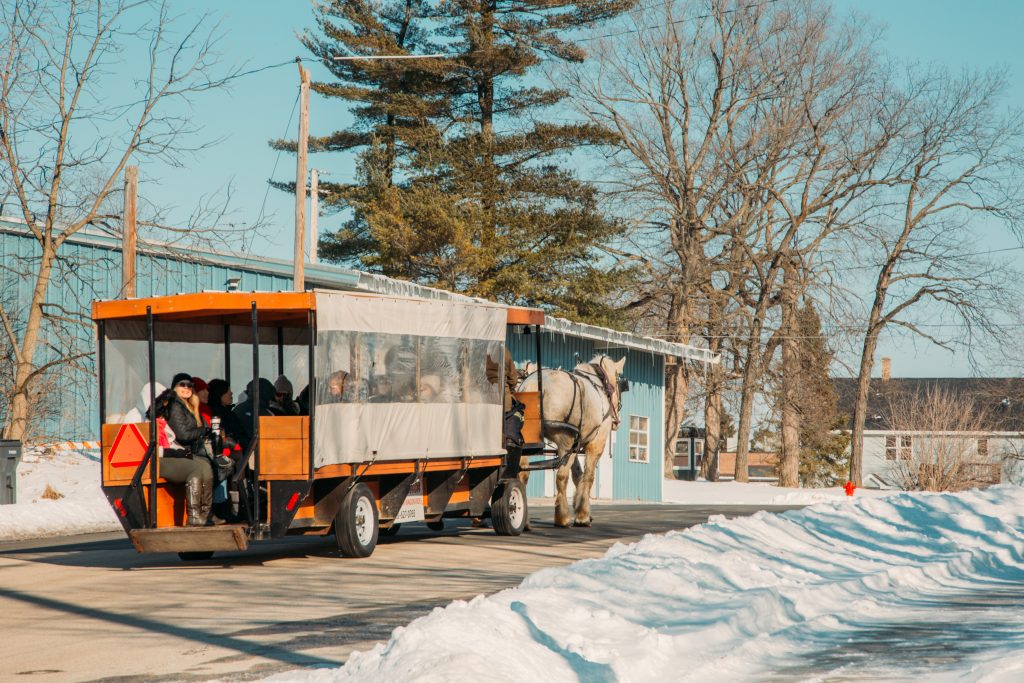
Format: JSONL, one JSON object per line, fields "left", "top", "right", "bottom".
{"left": 152, "top": 372, "right": 215, "bottom": 526}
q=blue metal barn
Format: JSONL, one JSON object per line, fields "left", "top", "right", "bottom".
{"left": 1, "top": 217, "right": 717, "bottom": 501}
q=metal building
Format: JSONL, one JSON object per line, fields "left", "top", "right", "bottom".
{"left": 1, "top": 217, "right": 718, "bottom": 501}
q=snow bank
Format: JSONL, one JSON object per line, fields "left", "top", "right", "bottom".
{"left": 0, "top": 448, "right": 120, "bottom": 541}
{"left": 267, "top": 487, "right": 1024, "bottom": 682}
{"left": 663, "top": 478, "right": 898, "bottom": 506}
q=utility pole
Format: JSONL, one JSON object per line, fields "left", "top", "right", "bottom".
{"left": 122, "top": 165, "right": 138, "bottom": 298}
{"left": 309, "top": 168, "right": 319, "bottom": 264}
{"left": 293, "top": 63, "right": 310, "bottom": 291}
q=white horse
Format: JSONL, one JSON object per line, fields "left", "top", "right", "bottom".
{"left": 517, "top": 355, "right": 627, "bottom": 527}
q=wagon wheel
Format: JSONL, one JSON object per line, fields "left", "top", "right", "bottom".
{"left": 426, "top": 519, "right": 445, "bottom": 531}
{"left": 491, "top": 479, "right": 528, "bottom": 536}
{"left": 335, "top": 483, "right": 379, "bottom": 558}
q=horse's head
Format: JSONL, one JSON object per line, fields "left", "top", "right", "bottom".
{"left": 591, "top": 355, "right": 628, "bottom": 411}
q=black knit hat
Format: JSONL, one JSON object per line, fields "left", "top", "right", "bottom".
{"left": 171, "top": 372, "right": 192, "bottom": 388}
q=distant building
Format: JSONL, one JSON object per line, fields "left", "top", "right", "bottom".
{"left": 833, "top": 373, "right": 1024, "bottom": 488}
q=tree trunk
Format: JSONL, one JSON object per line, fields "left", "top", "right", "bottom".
{"left": 701, "top": 368, "right": 721, "bottom": 481}
{"left": 778, "top": 259, "right": 800, "bottom": 487}
{"left": 3, "top": 244, "right": 55, "bottom": 441}
{"left": 733, "top": 347, "right": 757, "bottom": 483}
{"left": 849, "top": 333, "right": 880, "bottom": 487}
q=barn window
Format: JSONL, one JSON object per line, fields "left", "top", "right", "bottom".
{"left": 629, "top": 415, "right": 649, "bottom": 463}
{"left": 885, "top": 434, "right": 913, "bottom": 460}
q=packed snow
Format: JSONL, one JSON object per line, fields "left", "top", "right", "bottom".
{"left": 662, "top": 477, "right": 897, "bottom": 506}
{"left": 264, "top": 487, "right": 1024, "bottom": 683}
{"left": 0, "top": 448, "right": 120, "bottom": 541}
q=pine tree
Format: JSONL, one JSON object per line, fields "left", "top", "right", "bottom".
{"left": 792, "top": 303, "right": 850, "bottom": 487}
{"left": 304, "top": 0, "right": 637, "bottom": 326}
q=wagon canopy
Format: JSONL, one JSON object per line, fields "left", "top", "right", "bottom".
{"left": 313, "top": 290, "right": 507, "bottom": 466}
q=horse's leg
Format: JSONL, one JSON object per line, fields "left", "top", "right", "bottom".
{"left": 554, "top": 448, "right": 573, "bottom": 528}
{"left": 573, "top": 437, "right": 605, "bottom": 527}
{"left": 517, "top": 455, "right": 532, "bottom": 531}
{"left": 571, "top": 455, "right": 583, "bottom": 486}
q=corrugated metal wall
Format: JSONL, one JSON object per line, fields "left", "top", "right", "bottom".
{"left": 507, "top": 332, "right": 665, "bottom": 502}
{"left": 1, "top": 227, "right": 293, "bottom": 439}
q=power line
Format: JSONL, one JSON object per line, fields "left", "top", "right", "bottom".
{"left": 254, "top": 88, "right": 301, "bottom": 230}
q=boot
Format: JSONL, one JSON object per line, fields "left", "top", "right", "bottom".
{"left": 185, "top": 478, "right": 205, "bottom": 527}
{"left": 199, "top": 478, "right": 213, "bottom": 526}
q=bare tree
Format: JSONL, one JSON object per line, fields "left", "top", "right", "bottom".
{"left": 0, "top": 1, "right": 245, "bottom": 440}
{"left": 847, "top": 67, "right": 1024, "bottom": 486}
{"left": 885, "top": 386, "right": 1001, "bottom": 492}
{"left": 570, "top": 0, "right": 903, "bottom": 482}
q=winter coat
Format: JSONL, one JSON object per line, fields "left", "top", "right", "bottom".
{"left": 153, "top": 390, "right": 208, "bottom": 455}
{"left": 232, "top": 377, "right": 277, "bottom": 445}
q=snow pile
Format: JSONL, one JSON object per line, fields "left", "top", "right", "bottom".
{"left": 0, "top": 448, "right": 119, "bottom": 541}
{"left": 269, "top": 487, "right": 1024, "bottom": 682}
{"left": 663, "top": 478, "right": 897, "bottom": 506}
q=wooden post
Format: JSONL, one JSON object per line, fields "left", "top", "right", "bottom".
{"left": 122, "top": 165, "right": 138, "bottom": 298}
{"left": 293, "top": 65, "right": 311, "bottom": 291}
{"left": 309, "top": 168, "right": 319, "bottom": 264}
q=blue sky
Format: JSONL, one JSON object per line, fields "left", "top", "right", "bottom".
{"left": 131, "top": 0, "right": 1024, "bottom": 377}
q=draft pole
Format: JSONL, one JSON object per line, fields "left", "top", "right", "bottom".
{"left": 122, "top": 166, "right": 138, "bottom": 297}
{"left": 293, "top": 64, "right": 310, "bottom": 291}
{"left": 309, "top": 168, "right": 319, "bottom": 264}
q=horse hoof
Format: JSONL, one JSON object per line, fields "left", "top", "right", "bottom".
{"left": 573, "top": 520, "right": 592, "bottom": 528}
{"left": 554, "top": 521, "right": 571, "bottom": 528}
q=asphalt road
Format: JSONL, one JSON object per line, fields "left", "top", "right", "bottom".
{"left": 0, "top": 502, "right": 801, "bottom": 682}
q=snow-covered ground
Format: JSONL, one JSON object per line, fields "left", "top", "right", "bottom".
{"left": 265, "top": 487, "right": 1024, "bottom": 683}
{"left": 662, "top": 477, "right": 897, "bottom": 506}
{"left": 0, "top": 448, "right": 120, "bottom": 541}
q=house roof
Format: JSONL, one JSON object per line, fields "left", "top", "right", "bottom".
{"left": 833, "top": 377, "right": 1024, "bottom": 432}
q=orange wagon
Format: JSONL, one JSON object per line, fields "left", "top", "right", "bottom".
{"left": 94, "top": 290, "right": 546, "bottom": 560}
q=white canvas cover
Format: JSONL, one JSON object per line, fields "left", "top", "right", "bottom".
{"left": 313, "top": 291, "right": 507, "bottom": 466}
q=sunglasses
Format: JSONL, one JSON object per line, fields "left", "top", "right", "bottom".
{"left": 176, "top": 381, "right": 194, "bottom": 389}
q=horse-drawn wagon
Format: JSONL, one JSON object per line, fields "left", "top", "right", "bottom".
{"left": 94, "top": 289, "right": 552, "bottom": 559}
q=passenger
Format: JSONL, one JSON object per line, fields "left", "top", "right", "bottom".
{"left": 232, "top": 377, "right": 277, "bottom": 446}
{"left": 207, "top": 379, "right": 245, "bottom": 449}
{"left": 152, "top": 374, "right": 215, "bottom": 527}
{"left": 122, "top": 382, "right": 164, "bottom": 423}
{"left": 191, "top": 377, "right": 213, "bottom": 424}
{"left": 323, "top": 370, "right": 348, "bottom": 404}
{"left": 271, "top": 374, "right": 300, "bottom": 416}
{"left": 368, "top": 375, "right": 392, "bottom": 402}
{"left": 296, "top": 384, "right": 311, "bottom": 415}
{"left": 207, "top": 378, "right": 248, "bottom": 522}
{"left": 419, "top": 374, "right": 444, "bottom": 402}
{"left": 384, "top": 345, "right": 417, "bottom": 402}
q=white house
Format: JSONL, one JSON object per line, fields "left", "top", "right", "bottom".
{"left": 834, "top": 373, "right": 1024, "bottom": 489}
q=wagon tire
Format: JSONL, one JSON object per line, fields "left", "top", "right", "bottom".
{"left": 380, "top": 523, "right": 401, "bottom": 537}
{"left": 491, "top": 479, "right": 527, "bottom": 536}
{"left": 335, "top": 483, "right": 379, "bottom": 558}
{"left": 178, "top": 551, "right": 214, "bottom": 561}
{"left": 426, "top": 520, "right": 445, "bottom": 531}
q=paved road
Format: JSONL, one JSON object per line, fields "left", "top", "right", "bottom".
{"left": 0, "top": 503, "right": 801, "bottom": 682}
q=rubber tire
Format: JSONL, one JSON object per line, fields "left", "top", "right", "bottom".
{"left": 178, "top": 551, "right": 214, "bottom": 561}
{"left": 380, "top": 523, "right": 401, "bottom": 537}
{"left": 426, "top": 520, "right": 445, "bottom": 531}
{"left": 491, "top": 479, "right": 528, "bottom": 536}
{"left": 335, "top": 483, "right": 379, "bottom": 558}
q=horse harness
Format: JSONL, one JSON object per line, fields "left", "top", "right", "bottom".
{"left": 543, "top": 358, "right": 627, "bottom": 455}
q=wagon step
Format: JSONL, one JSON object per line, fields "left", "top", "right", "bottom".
{"left": 129, "top": 525, "right": 249, "bottom": 554}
